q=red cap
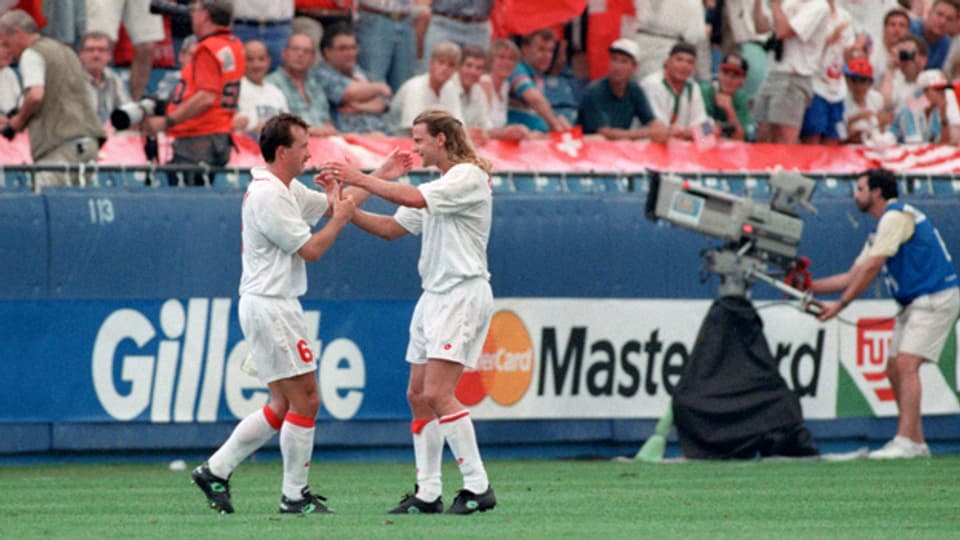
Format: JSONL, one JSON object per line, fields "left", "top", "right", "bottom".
{"left": 843, "top": 58, "right": 874, "bottom": 80}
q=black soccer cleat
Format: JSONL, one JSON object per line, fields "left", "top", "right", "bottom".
{"left": 279, "top": 487, "right": 335, "bottom": 514}
{"left": 387, "top": 485, "right": 443, "bottom": 514}
{"left": 191, "top": 463, "right": 234, "bottom": 514}
{"left": 445, "top": 485, "right": 496, "bottom": 515}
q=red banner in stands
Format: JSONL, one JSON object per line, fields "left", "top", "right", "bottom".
{"left": 491, "top": 0, "right": 588, "bottom": 37}
{"left": 0, "top": 133, "right": 937, "bottom": 174}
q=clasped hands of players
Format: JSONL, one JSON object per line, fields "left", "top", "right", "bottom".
{"left": 316, "top": 147, "right": 414, "bottom": 191}
{"left": 316, "top": 162, "right": 372, "bottom": 190}
{"left": 314, "top": 171, "right": 357, "bottom": 225}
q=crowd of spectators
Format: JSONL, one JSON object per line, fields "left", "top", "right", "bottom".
{"left": 3, "top": 0, "right": 960, "bottom": 186}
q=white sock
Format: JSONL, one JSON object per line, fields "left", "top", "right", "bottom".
{"left": 439, "top": 410, "right": 488, "bottom": 494}
{"left": 411, "top": 418, "right": 442, "bottom": 502}
{"left": 208, "top": 405, "right": 281, "bottom": 479}
{"left": 280, "top": 412, "right": 315, "bottom": 500}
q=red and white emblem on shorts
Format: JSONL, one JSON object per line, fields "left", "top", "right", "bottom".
{"left": 443, "top": 343, "right": 452, "bottom": 350}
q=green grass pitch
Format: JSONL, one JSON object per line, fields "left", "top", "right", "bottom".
{"left": 2, "top": 457, "right": 959, "bottom": 539}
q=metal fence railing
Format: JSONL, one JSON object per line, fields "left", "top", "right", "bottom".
{"left": 3, "top": 164, "right": 960, "bottom": 197}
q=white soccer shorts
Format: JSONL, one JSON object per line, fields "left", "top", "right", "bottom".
{"left": 405, "top": 278, "right": 494, "bottom": 369}
{"left": 238, "top": 294, "right": 317, "bottom": 383}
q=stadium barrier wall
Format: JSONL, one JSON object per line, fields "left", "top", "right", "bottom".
{"left": 2, "top": 181, "right": 960, "bottom": 457}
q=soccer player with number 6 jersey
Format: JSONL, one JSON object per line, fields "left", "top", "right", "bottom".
{"left": 191, "top": 112, "right": 411, "bottom": 515}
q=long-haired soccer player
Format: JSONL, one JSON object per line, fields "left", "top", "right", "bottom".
{"left": 327, "top": 109, "right": 496, "bottom": 514}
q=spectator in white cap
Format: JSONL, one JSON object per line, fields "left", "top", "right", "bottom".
{"left": 888, "top": 68, "right": 960, "bottom": 143}
{"left": 699, "top": 52, "right": 754, "bottom": 141}
{"left": 640, "top": 41, "right": 710, "bottom": 140}
{"left": 843, "top": 57, "right": 887, "bottom": 144}
{"left": 576, "top": 38, "right": 668, "bottom": 141}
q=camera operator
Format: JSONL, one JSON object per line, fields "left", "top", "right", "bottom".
{"left": 811, "top": 168, "right": 959, "bottom": 459}
{"left": 141, "top": 0, "right": 245, "bottom": 186}
{"left": 751, "top": 0, "right": 830, "bottom": 144}
{"left": 0, "top": 9, "right": 105, "bottom": 190}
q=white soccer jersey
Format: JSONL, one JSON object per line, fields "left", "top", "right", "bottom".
{"left": 394, "top": 163, "right": 492, "bottom": 293}
{"left": 239, "top": 167, "right": 329, "bottom": 298}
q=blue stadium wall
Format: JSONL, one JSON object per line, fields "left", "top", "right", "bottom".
{"left": 2, "top": 181, "right": 960, "bottom": 460}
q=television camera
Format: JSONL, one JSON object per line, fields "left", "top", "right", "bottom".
{"left": 644, "top": 170, "right": 818, "bottom": 305}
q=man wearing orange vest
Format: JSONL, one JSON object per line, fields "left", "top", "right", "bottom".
{"left": 143, "top": 0, "right": 245, "bottom": 186}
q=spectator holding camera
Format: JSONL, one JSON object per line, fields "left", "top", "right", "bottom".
{"left": 0, "top": 9, "right": 105, "bottom": 190}
{"left": 879, "top": 35, "right": 929, "bottom": 112}
{"left": 752, "top": 0, "right": 831, "bottom": 144}
{"left": 141, "top": 0, "right": 245, "bottom": 186}
{"left": 870, "top": 8, "right": 912, "bottom": 85}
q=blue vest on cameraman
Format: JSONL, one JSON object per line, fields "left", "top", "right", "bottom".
{"left": 881, "top": 201, "right": 958, "bottom": 305}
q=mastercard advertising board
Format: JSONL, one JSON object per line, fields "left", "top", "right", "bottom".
{"left": 459, "top": 299, "right": 960, "bottom": 421}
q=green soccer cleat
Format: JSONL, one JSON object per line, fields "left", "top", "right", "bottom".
{"left": 387, "top": 485, "right": 443, "bottom": 514}
{"left": 445, "top": 486, "right": 496, "bottom": 515}
{"left": 279, "top": 487, "right": 334, "bottom": 514}
{"left": 191, "top": 463, "right": 234, "bottom": 514}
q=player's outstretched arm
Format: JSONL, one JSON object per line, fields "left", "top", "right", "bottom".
{"left": 351, "top": 209, "right": 408, "bottom": 240}
{"left": 330, "top": 162, "right": 426, "bottom": 208}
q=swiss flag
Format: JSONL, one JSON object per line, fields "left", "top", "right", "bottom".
{"left": 550, "top": 126, "right": 584, "bottom": 159}
{"left": 491, "top": 0, "right": 587, "bottom": 36}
